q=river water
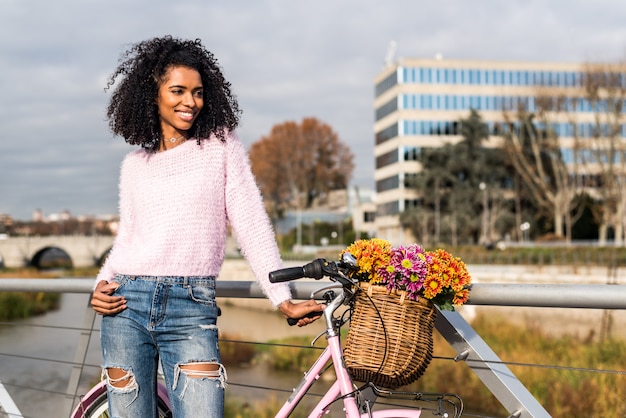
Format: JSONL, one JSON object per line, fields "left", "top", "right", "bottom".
{"left": 0, "top": 293, "right": 328, "bottom": 418}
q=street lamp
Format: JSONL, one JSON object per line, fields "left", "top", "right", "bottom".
{"left": 479, "top": 182, "right": 488, "bottom": 245}
{"left": 520, "top": 222, "right": 531, "bottom": 243}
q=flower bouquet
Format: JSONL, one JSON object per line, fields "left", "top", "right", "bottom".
{"left": 341, "top": 238, "right": 471, "bottom": 311}
{"left": 341, "top": 238, "right": 471, "bottom": 388}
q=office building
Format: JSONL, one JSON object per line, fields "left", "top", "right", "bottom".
{"left": 373, "top": 57, "right": 625, "bottom": 244}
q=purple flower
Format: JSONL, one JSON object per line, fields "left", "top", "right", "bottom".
{"left": 378, "top": 244, "right": 429, "bottom": 300}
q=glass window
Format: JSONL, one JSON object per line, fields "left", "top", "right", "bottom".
{"left": 376, "top": 149, "right": 400, "bottom": 168}
{"left": 561, "top": 149, "right": 573, "bottom": 164}
{"left": 376, "top": 123, "right": 398, "bottom": 144}
{"left": 375, "top": 72, "right": 398, "bottom": 96}
{"left": 376, "top": 175, "right": 400, "bottom": 193}
{"left": 404, "top": 173, "right": 418, "bottom": 188}
{"left": 404, "top": 146, "right": 421, "bottom": 161}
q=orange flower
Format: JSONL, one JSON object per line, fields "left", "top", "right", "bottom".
{"left": 422, "top": 275, "right": 443, "bottom": 299}
{"left": 342, "top": 238, "right": 391, "bottom": 284}
{"left": 453, "top": 289, "right": 470, "bottom": 305}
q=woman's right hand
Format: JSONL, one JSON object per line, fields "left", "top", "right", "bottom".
{"left": 90, "top": 280, "right": 127, "bottom": 315}
{"left": 278, "top": 299, "right": 325, "bottom": 327}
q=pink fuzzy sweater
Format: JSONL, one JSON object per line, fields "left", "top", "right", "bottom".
{"left": 95, "top": 133, "right": 291, "bottom": 307}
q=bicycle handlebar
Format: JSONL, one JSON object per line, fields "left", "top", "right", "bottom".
{"left": 268, "top": 258, "right": 326, "bottom": 283}
{"left": 269, "top": 256, "right": 358, "bottom": 326}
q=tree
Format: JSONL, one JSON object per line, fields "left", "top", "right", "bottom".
{"left": 581, "top": 61, "right": 626, "bottom": 244}
{"left": 401, "top": 110, "right": 512, "bottom": 245}
{"left": 502, "top": 93, "right": 585, "bottom": 242}
{"left": 400, "top": 144, "right": 455, "bottom": 246}
{"left": 250, "top": 117, "right": 355, "bottom": 220}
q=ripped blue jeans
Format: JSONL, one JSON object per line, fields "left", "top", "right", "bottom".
{"left": 101, "top": 275, "right": 225, "bottom": 417}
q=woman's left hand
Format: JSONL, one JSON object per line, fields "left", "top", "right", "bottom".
{"left": 278, "top": 299, "right": 325, "bottom": 327}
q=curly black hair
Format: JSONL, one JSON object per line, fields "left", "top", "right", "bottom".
{"left": 105, "top": 36, "right": 241, "bottom": 151}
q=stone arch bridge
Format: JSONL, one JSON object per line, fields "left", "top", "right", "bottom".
{"left": 0, "top": 235, "right": 114, "bottom": 268}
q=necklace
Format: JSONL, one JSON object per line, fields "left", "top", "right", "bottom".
{"left": 166, "top": 135, "right": 186, "bottom": 143}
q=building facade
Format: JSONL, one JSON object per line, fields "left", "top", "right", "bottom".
{"left": 373, "top": 57, "right": 626, "bottom": 244}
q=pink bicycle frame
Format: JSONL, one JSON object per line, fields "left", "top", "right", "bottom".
{"left": 274, "top": 333, "right": 421, "bottom": 418}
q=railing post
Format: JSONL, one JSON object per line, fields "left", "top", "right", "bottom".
{"left": 61, "top": 298, "right": 98, "bottom": 418}
{"left": 435, "top": 309, "right": 550, "bottom": 418}
{"left": 0, "top": 380, "right": 22, "bottom": 417}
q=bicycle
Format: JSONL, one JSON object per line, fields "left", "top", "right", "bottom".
{"left": 267, "top": 253, "right": 463, "bottom": 418}
{"left": 71, "top": 253, "right": 463, "bottom": 417}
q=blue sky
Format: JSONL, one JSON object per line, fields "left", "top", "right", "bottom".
{"left": 1, "top": 0, "right": 624, "bottom": 221}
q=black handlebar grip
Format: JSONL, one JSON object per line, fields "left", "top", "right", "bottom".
{"left": 269, "top": 267, "right": 305, "bottom": 283}
{"left": 287, "top": 310, "right": 323, "bottom": 326}
{"left": 269, "top": 259, "right": 326, "bottom": 283}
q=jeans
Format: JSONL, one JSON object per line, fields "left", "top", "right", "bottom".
{"left": 101, "top": 275, "right": 224, "bottom": 418}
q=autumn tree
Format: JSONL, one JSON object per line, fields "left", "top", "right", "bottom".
{"left": 250, "top": 117, "right": 354, "bottom": 220}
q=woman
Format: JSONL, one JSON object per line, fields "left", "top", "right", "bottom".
{"left": 90, "top": 36, "right": 323, "bottom": 417}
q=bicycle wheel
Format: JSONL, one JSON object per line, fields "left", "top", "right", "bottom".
{"left": 72, "top": 384, "right": 172, "bottom": 418}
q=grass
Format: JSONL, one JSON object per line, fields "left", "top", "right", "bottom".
{"left": 0, "top": 269, "right": 67, "bottom": 321}
{"left": 316, "top": 244, "right": 626, "bottom": 268}
{"left": 219, "top": 333, "right": 257, "bottom": 366}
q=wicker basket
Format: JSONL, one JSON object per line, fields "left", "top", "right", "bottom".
{"left": 344, "top": 282, "right": 437, "bottom": 389}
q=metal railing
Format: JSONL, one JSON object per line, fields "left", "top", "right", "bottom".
{"left": 2, "top": 278, "right": 626, "bottom": 418}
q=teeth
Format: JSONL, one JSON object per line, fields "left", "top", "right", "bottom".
{"left": 179, "top": 112, "right": 193, "bottom": 117}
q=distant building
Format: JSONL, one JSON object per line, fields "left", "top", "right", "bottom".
{"left": 0, "top": 213, "right": 12, "bottom": 234}
{"left": 373, "top": 56, "right": 626, "bottom": 244}
{"left": 32, "top": 209, "right": 43, "bottom": 222}
{"left": 274, "top": 187, "right": 377, "bottom": 239}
